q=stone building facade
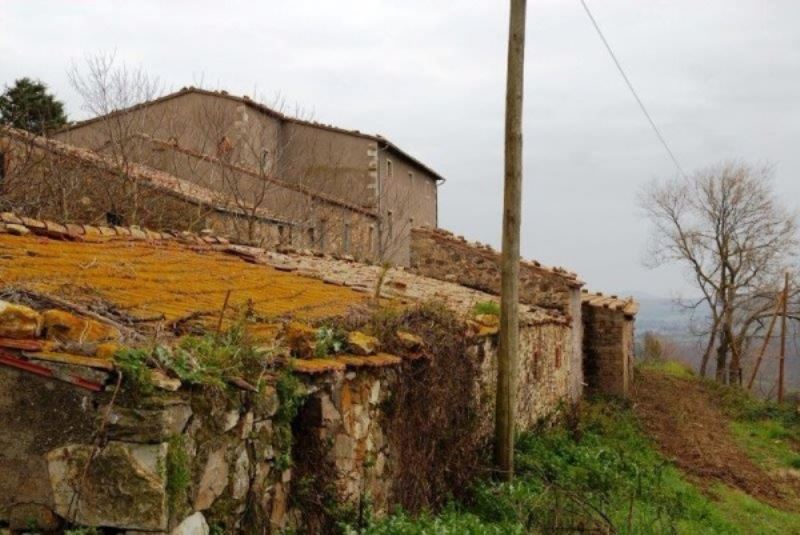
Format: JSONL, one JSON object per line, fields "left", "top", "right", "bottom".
{"left": 581, "top": 291, "right": 638, "bottom": 397}
{"left": 408, "top": 226, "right": 586, "bottom": 401}
{"left": 0, "top": 214, "right": 579, "bottom": 533}
{"left": 407, "top": 227, "right": 640, "bottom": 399}
{"left": 52, "top": 88, "right": 442, "bottom": 265}
{"left": 0, "top": 126, "right": 378, "bottom": 260}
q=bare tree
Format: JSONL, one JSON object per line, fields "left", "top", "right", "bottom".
{"left": 68, "top": 52, "right": 168, "bottom": 225}
{"left": 641, "top": 161, "right": 798, "bottom": 384}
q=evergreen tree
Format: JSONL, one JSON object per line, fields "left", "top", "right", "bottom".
{"left": 0, "top": 78, "right": 68, "bottom": 133}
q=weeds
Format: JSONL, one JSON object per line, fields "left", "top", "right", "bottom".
{"left": 166, "top": 435, "right": 191, "bottom": 513}
{"left": 113, "top": 320, "right": 274, "bottom": 393}
{"left": 472, "top": 300, "right": 500, "bottom": 317}
{"left": 361, "top": 399, "right": 737, "bottom": 534}
{"left": 314, "top": 325, "right": 347, "bottom": 357}
{"left": 273, "top": 369, "right": 308, "bottom": 471}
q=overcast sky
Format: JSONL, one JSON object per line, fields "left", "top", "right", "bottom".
{"left": 3, "top": 1, "right": 800, "bottom": 298}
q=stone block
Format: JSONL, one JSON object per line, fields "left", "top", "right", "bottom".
{"left": 348, "top": 331, "right": 379, "bottom": 356}
{"left": 46, "top": 441, "right": 168, "bottom": 531}
{"left": 171, "top": 512, "right": 209, "bottom": 535}
{"left": 194, "top": 446, "right": 229, "bottom": 510}
{"left": 104, "top": 403, "right": 192, "bottom": 443}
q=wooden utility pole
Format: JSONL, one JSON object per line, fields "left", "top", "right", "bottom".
{"left": 746, "top": 295, "right": 782, "bottom": 391}
{"left": 495, "top": 0, "right": 527, "bottom": 482}
{"left": 779, "top": 272, "right": 789, "bottom": 403}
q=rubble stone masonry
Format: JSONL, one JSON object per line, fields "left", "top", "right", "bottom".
{"left": 581, "top": 300, "right": 636, "bottom": 397}
{"left": 409, "top": 226, "right": 585, "bottom": 401}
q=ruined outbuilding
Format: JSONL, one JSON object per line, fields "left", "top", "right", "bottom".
{"left": 0, "top": 212, "right": 593, "bottom": 533}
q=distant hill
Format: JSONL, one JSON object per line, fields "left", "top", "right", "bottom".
{"left": 628, "top": 292, "right": 800, "bottom": 396}
{"left": 629, "top": 292, "right": 708, "bottom": 343}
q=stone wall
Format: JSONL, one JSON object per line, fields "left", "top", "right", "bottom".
{"left": 581, "top": 298, "right": 636, "bottom": 398}
{"left": 0, "top": 320, "right": 574, "bottom": 533}
{"left": 474, "top": 321, "right": 574, "bottom": 434}
{"left": 409, "top": 226, "right": 585, "bottom": 403}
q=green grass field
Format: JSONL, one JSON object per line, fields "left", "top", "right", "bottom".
{"left": 345, "top": 366, "right": 800, "bottom": 534}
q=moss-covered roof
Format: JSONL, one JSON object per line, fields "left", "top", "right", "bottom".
{"left": 0, "top": 233, "right": 366, "bottom": 326}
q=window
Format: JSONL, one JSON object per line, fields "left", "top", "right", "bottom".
{"left": 106, "top": 212, "right": 123, "bottom": 226}
{"left": 278, "top": 225, "right": 286, "bottom": 244}
{"left": 386, "top": 159, "right": 393, "bottom": 178}
{"left": 343, "top": 223, "right": 351, "bottom": 254}
{"left": 387, "top": 211, "right": 394, "bottom": 239}
{"left": 0, "top": 151, "right": 7, "bottom": 180}
{"left": 307, "top": 226, "right": 316, "bottom": 247}
{"left": 555, "top": 347, "right": 562, "bottom": 369}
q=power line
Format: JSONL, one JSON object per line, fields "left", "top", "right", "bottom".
{"left": 578, "top": 0, "right": 688, "bottom": 179}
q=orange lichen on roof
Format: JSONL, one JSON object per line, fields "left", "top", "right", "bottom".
{"left": 24, "top": 351, "right": 115, "bottom": 371}
{"left": 290, "top": 353, "right": 403, "bottom": 375}
{"left": 0, "top": 234, "right": 369, "bottom": 330}
{"left": 337, "top": 353, "right": 403, "bottom": 368}
{"left": 290, "top": 358, "right": 346, "bottom": 375}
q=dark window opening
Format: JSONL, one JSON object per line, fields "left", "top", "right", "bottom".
{"left": 106, "top": 212, "right": 123, "bottom": 226}
{"left": 0, "top": 152, "right": 6, "bottom": 180}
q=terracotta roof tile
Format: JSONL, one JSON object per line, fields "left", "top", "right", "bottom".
{"left": 580, "top": 290, "right": 639, "bottom": 317}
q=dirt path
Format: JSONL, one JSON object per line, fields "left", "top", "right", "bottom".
{"left": 632, "top": 369, "right": 787, "bottom": 508}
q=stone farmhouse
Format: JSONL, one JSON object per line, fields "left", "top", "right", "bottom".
{"left": 0, "top": 88, "right": 639, "bottom": 532}
{"left": 0, "top": 212, "right": 636, "bottom": 532}
{"left": 52, "top": 87, "right": 442, "bottom": 266}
